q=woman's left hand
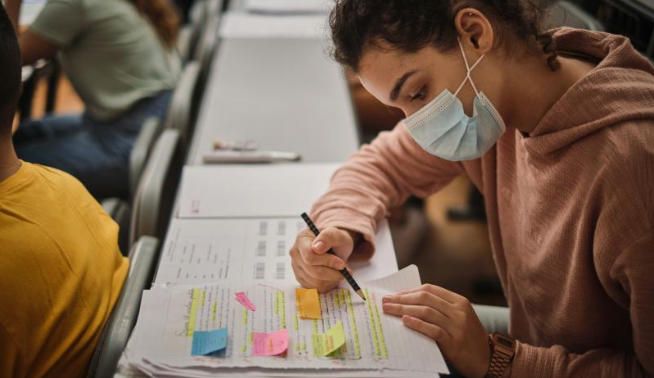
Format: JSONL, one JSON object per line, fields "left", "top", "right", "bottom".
{"left": 382, "top": 284, "right": 490, "bottom": 378}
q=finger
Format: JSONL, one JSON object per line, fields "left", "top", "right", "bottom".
{"left": 312, "top": 227, "right": 351, "bottom": 254}
{"left": 396, "top": 284, "right": 462, "bottom": 304}
{"left": 302, "top": 263, "right": 343, "bottom": 284}
{"left": 402, "top": 315, "right": 451, "bottom": 347}
{"left": 292, "top": 246, "right": 340, "bottom": 281}
{"left": 382, "top": 303, "right": 454, "bottom": 337}
{"left": 295, "top": 230, "right": 316, "bottom": 255}
{"left": 300, "top": 245, "right": 346, "bottom": 270}
{"left": 383, "top": 291, "right": 455, "bottom": 319}
{"left": 291, "top": 255, "right": 311, "bottom": 287}
{"left": 291, "top": 256, "right": 341, "bottom": 291}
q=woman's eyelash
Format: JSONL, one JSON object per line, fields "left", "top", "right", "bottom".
{"left": 410, "top": 86, "right": 427, "bottom": 102}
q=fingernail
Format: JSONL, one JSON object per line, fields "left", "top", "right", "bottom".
{"left": 313, "top": 240, "right": 325, "bottom": 251}
{"left": 382, "top": 295, "right": 391, "bottom": 303}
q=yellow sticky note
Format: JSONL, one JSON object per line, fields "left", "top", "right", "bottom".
{"left": 296, "top": 288, "right": 321, "bottom": 319}
{"left": 312, "top": 321, "right": 345, "bottom": 357}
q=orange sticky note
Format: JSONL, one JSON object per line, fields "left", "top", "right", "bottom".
{"left": 295, "top": 288, "right": 321, "bottom": 319}
{"left": 252, "top": 329, "right": 289, "bottom": 356}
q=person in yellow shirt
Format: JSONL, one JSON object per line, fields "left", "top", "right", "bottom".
{"left": 0, "top": 5, "right": 129, "bottom": 377}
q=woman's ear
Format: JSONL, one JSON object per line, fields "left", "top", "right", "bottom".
{"left": 454, "top": 8, "right": 495, "bottom": 56}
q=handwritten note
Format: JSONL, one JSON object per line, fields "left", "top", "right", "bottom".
{"left": 295, "top": 288, "right": 321, "bottom": 319}
{"left": 252, "top": 329, "right": 289, "bottom": 356}
{"left": 235, "top": 291, "right": 256, "bottom": 311}
{"left": 312, "top": 321, "right": 345, "bottom": 357}
{"left": 191, "top": 328, "right": 228, "bottom": 356}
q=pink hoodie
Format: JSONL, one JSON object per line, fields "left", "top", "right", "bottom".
{"left": 311, "top": 28, "right": 654, "bottom": 376}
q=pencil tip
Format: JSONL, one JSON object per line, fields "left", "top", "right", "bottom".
{"left": 356, "top": 289, "right": 366, "bottom": 301}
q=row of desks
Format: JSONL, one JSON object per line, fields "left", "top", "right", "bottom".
{"left": 157, "top": 3, "right": 397, "bottom": 305}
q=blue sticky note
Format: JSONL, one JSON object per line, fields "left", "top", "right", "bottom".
{"left": 191, "top": 328, "right": 228, "bottom": 356}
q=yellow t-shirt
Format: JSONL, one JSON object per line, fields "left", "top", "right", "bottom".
{"left": 0, "top": 162, "right": 129, "bottom": 377}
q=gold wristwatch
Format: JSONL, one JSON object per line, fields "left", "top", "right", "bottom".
{"left": 486, "top": 333, "right": 516, "bottom": 378}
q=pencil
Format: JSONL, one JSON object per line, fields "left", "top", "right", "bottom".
{"left": 301, "top": 212, "right": 366, "bottom": 301}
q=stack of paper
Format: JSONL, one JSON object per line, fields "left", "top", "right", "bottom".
{"left": 117, "top": 163, "right": 449, "bottom": 376}
{"left": 122, "top": 265, "right": 449, "bottom": 377}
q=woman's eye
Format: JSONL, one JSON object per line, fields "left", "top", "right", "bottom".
{"left": 410, "top": 86, "right": 427, "bottom": 102}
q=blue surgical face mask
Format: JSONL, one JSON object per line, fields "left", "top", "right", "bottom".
{"left": 403, "top": 39, "right": 506, "bottom": 161}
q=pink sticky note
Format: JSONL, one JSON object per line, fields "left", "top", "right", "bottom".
{"left": 235, "top": 292, "right": 256, "bottom": 311}
{"left": 252, "top": 329, "right": 288, "bottom": 356}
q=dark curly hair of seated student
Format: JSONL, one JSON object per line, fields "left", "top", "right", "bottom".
{"left": 329, "top": 0, "right": 560, "bottom": 73}
{"left": 0, "top": 4, "right": 21, "bottom": 135}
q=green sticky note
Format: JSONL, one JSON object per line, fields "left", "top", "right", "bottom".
{"left": 312, "top": 321, "right": 345, "bottom": 357}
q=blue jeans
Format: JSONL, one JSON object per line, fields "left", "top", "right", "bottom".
{"left": 14, "top": 91, "right": 172, "bottom": 200}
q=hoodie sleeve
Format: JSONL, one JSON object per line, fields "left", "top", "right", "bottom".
{"left": 310, "top": 123, "right": 462, "bottom": 258}
{"left": 509, "top": 233, "right": 654, "bottom": 377}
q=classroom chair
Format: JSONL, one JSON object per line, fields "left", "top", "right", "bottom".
{"left": 18, "top": 59, "right": 60, "bottom": 122}
{"left": 102, "top": 117, "right": 163, "bottom": 253}
{"left": 190, "top": 0, "right": 224, "bottom": 27}
{"left": 129, "top": 129, "right": 183, "bottom": 247}
{"left": 185, "top": 0, "right": 224, "bottom": 62}
{"left": 195, "top": 13, "right": 221, "bottom": 95}
{"left": 86, "top": 236, "right": 160, "bottom": 378}
{"left": 163, "top": 61, "right": 201, "bottom": 152}
{"left": 176, "top": 24, "right": 195, "bottom": 63}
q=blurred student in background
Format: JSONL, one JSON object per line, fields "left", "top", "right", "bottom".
{"left": 5, "top": 0, "right": 181, "bottom": 199}
{"left": 0, "top": 5, "right": 128, "bottom": 377}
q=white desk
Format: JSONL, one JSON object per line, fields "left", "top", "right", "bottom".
{"left": 118, "top": 7, "right": 397, "bottom": 376}
{"left": 187, "top": 37, "right": 359, "bottom": 165}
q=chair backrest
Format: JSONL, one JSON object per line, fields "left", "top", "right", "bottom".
{"left": 195, "top": 14, "right": 221, "bottom": 87}
{"left": 129, "top": 129, "right": 182, "bottom": 247}
{"left": 163, "top": 62, "right": 200, "bottom": 150}
{"left": 176, "top": 24, "right": 194, "bottom": 63}
{"left": 190, "top": 0, "right": 224, "bottom": 27}
{"left": 86, "top": 236, "right": 159, "bottom": 378}
{"left": 128, "top": 117, "right": 162, "bottom": 198}
{"left": 546, "top": 1, "right": 605, "bottom": 30}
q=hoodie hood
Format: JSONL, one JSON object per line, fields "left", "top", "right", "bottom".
{"left": 525, "top": 27, "right": 654, "bottom": 155}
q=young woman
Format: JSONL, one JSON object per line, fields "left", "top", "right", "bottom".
{"left": 290, "top": 1, "right": 654, "bottom": 377}
{"left": 6, "top": 0, "right": 181, "bottom": 199}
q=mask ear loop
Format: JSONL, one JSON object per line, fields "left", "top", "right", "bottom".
{"left": 454, "top": 38, "right": 485, "bottom": 97}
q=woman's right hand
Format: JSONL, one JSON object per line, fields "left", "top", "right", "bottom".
{"left": 289, "top": 226, "right": 355, "bottom": 292}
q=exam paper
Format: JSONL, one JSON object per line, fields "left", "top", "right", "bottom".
{"left": 154, "top": 217, "right": 302, "bottom": 286}
{"left": 154, "top": 217, "right": 398, "bottom": 287}
{"left": 178, "top": 164, "right": 340, "bottom": 218}
{"left": 124, "top": 266, "right": 449, "bottom": 375}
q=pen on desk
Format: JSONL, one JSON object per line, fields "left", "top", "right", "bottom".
{"left": 203, "top": 150, "right": 301, "bottom": 164}
{"left": 300, "top": 212, "right": 366, "bottom": 301}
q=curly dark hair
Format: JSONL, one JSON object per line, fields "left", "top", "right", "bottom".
{"left": 0, "top": 3, "right": 21, "bottom": 132}
{"left": 329, "top": 0, "right": 559, "bottom": 72}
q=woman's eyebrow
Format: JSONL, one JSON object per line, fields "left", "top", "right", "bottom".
{"left": 389, "top": 70, "right": 418, "bottom": 102}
